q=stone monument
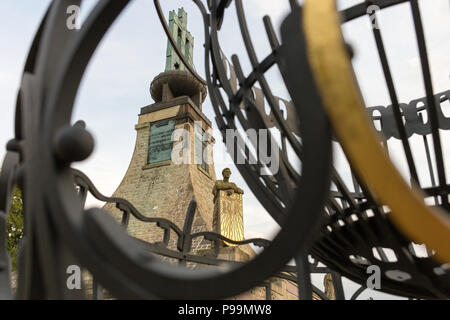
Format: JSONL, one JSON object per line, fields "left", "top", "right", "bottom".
{"left": 212, "top": 168, "right": 244, "bottom": 246}
{"left": 104, "top": 8, "right": 214, "bottom": 253}
{"left": 99, "top": 7, "right": 324, "bottom": 300}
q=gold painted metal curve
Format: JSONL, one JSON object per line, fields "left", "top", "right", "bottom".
{"left": 303, "top": 0, "right": 450, "bottom": 262}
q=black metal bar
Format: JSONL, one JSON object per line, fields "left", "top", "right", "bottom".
{"left": 350, "top": 286, "right": 366, "bottom": 300}
{"left": 92, "top": 277, "right": 104, "bottom": 300}
{"left": 420, "top": 114, "right": 439, "bottom": 204}
{"left": 234, "top": 0, "right": 302, "bottom": 158}
{"left": 342, "top": 0, "right": 408, "bottom": 22}
{"left": 330, "top": 272, "right": 345, "bottom": 300}
{"left": 409, "top": 0, "right": 448, "bottom": 208}
{"left": 295, "top": 249, "right": 313, "bottom": 300}
{"left": 370, "top": 10, "right": 420, "bottom": 184}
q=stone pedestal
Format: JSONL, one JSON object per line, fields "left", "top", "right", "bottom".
{"left": 213, "top": 189, "right": 244, "bottom": 246}
{"left": 215, "top": 245, "right": 254, "bottom": 262}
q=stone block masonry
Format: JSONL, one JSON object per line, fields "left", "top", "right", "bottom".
{"left": 104, "top": 101, "right": 215, "bottom": 255}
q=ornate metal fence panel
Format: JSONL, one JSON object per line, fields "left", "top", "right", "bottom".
{"left": 0, "top": 0, "right": 448, "bottom": 300}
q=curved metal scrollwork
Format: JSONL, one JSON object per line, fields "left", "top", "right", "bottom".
{"left": 0, "top": 0, "right": 333, "bottom": 300}
{"left": 300, "top": 0, "right": 450, "bottom": 299}
{"left": 74, "top": 166, "right": 334, "bottom": 300}
{"left": 203, "top": 0, "right": 450, "bottom": 299}
{"left": 73, "top": 168, "right": 271, "bottom": 253}
{"left": 204, "top": 0, "right": 333, "bottom": 224}
{"left": 0, "top": 0, "right": 448, "bottom": 300}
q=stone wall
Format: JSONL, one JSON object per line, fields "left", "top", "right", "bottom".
{"left": 103, "top": 102, "right": 215, "bottom": 254}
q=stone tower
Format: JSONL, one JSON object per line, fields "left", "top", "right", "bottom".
{"left": 94, "top": 8, "right": 320, "bottom": 301}
{"left": 105, "top": 8, "right": 214, "bottom": 252}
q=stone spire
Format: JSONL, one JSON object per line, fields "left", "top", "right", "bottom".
{"left": 165, "top": 7, "right": 194, "bottom": 71}
{"left": 150, "top": 8, "right": 206, "bottom": 110}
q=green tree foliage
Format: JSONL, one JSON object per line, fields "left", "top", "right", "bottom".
{"left": 7, "top": 187, "right": 24, "bottom": 271}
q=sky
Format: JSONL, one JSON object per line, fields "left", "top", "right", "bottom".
{"left": 0, "top": 0, "right": 448, "bottom": 300}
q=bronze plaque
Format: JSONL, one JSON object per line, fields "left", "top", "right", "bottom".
{"left": 148, "top": 119, "right": 175, "bottom": 163}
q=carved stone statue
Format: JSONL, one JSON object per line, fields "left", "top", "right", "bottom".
{"left": 212, "top": 168, "right": 244, "bottom": 198}
{"left": 212, "top": 168, "right": 244, "bottom": 246}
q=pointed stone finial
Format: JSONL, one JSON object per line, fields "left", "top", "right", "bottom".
{"left": 165, "top": 7, "right": 194, "bottom": 71}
